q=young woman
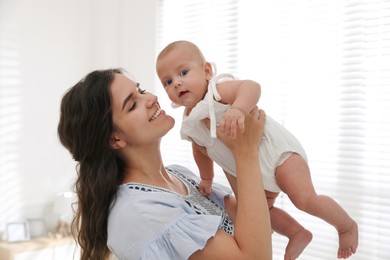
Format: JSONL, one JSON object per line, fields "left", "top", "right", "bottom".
{"left": 57, "top": 68, "right": 272, "bottom": 259}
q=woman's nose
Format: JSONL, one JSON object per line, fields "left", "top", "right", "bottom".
{"left": 146, "top": 93, "right": 158, "bottom": 107}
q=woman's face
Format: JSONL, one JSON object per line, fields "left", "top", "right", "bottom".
{"left": 109, "top": 73, "right": 175, "bottom": 147}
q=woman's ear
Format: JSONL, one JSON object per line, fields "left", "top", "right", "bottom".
{"left": 110, "top": 133, "right": 126, "bottom": 149}
{"left": 204, "top": 62, "right": 213, "bottom": 80}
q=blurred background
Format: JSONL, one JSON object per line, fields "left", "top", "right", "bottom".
{"left": 0, "top": 0, "right": 389, "bottom": 259}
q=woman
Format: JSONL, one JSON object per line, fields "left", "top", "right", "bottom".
{"left": 58, "top": 68, "right": 271, "bottom": 259}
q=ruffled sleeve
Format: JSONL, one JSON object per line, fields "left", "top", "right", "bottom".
{"left": 138, "top": 214, "right": 221, "bottom": 259}
{"left": 180, "top": 102, "right": 212, "bottom": 144}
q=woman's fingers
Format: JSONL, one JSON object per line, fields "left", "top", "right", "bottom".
{"left": 217, "top": 107, "right": 266, "bottom": 152}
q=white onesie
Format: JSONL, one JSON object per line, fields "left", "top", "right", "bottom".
{"left": 180, "top": 73, "right": 308, "bottom": 192}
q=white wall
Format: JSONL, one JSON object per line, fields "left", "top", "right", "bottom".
{"left": 0, "top": 0, "right": 157, "bottom": 234}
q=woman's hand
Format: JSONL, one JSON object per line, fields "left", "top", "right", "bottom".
{"left": 217, "top": 107, "right": 266, "bottom": 155}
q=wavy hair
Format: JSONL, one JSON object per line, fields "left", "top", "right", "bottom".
{"left": 58, "top": 69, "right": 125, "bottom": 260}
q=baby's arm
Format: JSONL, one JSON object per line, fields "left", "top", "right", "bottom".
{"left": 217, "top": 80, "right": 261, "bottom": 138}
{"left": 192, "top": 142, "right": 214, "bottom": 196}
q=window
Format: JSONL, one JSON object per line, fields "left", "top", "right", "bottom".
{"left": 0, "top": 22, "right": 23, "bottom": 230}
{"left": 155, "top": 0, "right": 239, "bottom": 180}
{"left": 156, "top": 1, "right": 390, "bottom": 259}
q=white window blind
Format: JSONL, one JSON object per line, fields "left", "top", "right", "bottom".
{"left": 0, "top": 23, "right": 23, "bottom": 228}
{"left": 156, "top": 1, "right": 390, "bottom": 259}
{"left": 155, "top": 0, "right": 239, "bottom": 180}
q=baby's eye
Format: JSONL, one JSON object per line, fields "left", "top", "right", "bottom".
{"left": 180, "top": 70, "right": 188, "bottom": 76}
{"left": 165, "top": 79, "right": 173, "bottom": 86}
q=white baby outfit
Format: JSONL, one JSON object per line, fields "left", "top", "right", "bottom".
{"left": 180, "top": 72, "right": 308, "bottom": 192}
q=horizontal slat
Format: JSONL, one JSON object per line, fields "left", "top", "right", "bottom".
{"left": 156, "top": 1, "right": 390, "bottom": 259}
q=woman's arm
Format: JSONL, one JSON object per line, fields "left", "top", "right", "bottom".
{"left": 190, "top": 108, "right": 272, "bottom": 260}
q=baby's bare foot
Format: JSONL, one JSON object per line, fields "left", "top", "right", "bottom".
{"left": 337, "top": 220, "right": 358, "bottom": 259}
{"left": 284, "top": 228, "right": 313, "bottom": 260}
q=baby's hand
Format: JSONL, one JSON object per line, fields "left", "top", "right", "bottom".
{"left": 219, "top": 108, "right": 245, "bottom": 139}
{"left": 217, "top": 107, "right": 266, "bottom": 154}
{"left": 199, "top": 179, "right": 213, "bottom": 196}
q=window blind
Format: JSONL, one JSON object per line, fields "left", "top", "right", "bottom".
{"left": 0, "top": 23, "right": 23, "bottom": 228}
{"left": 155, "top": 0, "right": 239, "bottom": 182}
{"left": 156, "top": 1, "right": 390, "bottom": 259}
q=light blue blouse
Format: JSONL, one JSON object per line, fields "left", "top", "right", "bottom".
{"left": 107, "top": 164, "right": 233, "bottom": 260}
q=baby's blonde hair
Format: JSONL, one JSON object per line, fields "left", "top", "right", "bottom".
{"left": 157, "top": 40, "right": 206, "bottom": 64}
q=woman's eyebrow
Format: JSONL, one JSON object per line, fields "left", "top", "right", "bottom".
{"left": 122, "top": 92, "right": 133, "bottom": 111}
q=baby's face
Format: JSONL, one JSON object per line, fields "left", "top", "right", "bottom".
{"left": 156, "top": 48, "right": 210, "bottom": 109}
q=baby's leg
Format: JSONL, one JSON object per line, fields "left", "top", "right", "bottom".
{"left": 276, "top": 153, "right": 358, "bottom": 259}
{"left": 266, "top": 191, "right": 312, "bottom": 260}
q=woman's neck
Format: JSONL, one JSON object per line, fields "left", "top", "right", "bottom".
{"left": 122, "top": 163, "right": 187, "bottom": 195}
{"left": 123, "top": 148, "right": 162, "bottom": 178}
{"left": 120, "top": 148, "right": 187, "bottom": 195}
{"left": 120, "top": 143, "right": 166, "bottom": 180}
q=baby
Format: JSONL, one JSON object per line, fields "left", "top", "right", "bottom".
{"left": 156, "top": 40, "right": 358, "bottom": 259}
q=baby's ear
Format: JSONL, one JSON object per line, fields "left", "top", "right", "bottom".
{"left": 204, "top": 62, "right": 213, "bottom": 80}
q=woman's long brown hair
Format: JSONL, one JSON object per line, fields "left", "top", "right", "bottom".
{"left": 58, "top": 69, "right": 124, "bottom": 259}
